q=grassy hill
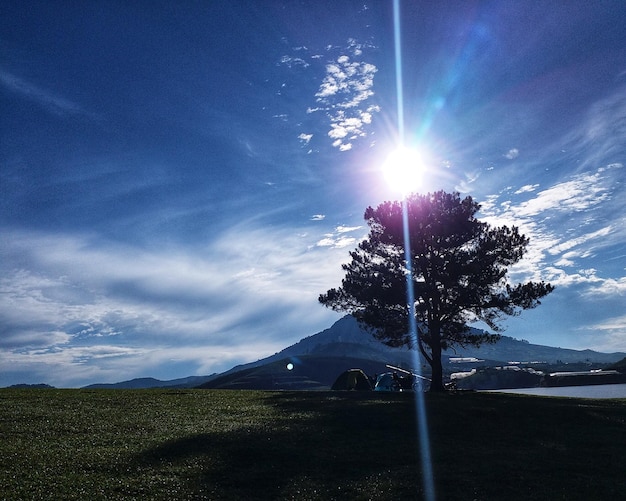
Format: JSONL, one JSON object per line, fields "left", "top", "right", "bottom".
{"left": 1, "top": 388, "right": 625, "bottom": 500}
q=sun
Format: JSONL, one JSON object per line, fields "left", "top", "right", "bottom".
{"left": 382, "top": 146, "right": 425, "bottom": 196}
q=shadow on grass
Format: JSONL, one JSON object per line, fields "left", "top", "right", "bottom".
{"left": 131, "top": 392, "right": 421, "bottom": 500}
{"left": 128, "top": 391, "right": 626, "bottom": 500}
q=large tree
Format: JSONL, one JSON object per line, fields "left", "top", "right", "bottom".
{"left": 319, "top": 191, "right": 554, "bottom": 391}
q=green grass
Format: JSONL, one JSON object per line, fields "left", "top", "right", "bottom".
{"left": 1, "top": 389, "right": 625, "bottom": 500}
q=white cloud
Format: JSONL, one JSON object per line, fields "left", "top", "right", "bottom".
{"left": 278, "top": 55, "right": 310, "bottom": 69}
{"left": 554, "top": 250, "right": 592, "bottom": 267}
{"left": 298, "top": 133, "right": 313, "bottom": 144}
{"left": 585, "top": 277, "right": 626, "bottom": 296}
{"left": 504, "top": 148, "right": 519, "bottom": 159}
{"left": 336, "top": 225, "right": 362, "bottom": 233}
{"left": 514, "top": 184, "right": 539, "bottom": 194}
{"left": 313, "top": 49, "right": 379, "bottom": 151}
{"left": 588, "top": 314, "right": 626, "bottom": 331}
{"left": 541, "top": 267, "right": 603, "bottom": 288}
{"left": 514, "top": 172, "right": 609, "bottom": 217}
{"left": 455, "top": 171, "right": 481, "bottom": 193}
{"left": 315, "top": 237, "right": 335, "bottom": 247}
{"left": 547, "top": 226, "right": 612, "bottom": 255}
{"left": 277, "top": 40, "right": 378, "bottom": 151}
{"left": 316, "top": 235, "right": 357, "bottom": 248}
{"left": 315, "top": 224, "right": 364, "bottom": 249}
{"left": 479, "top": 164, "right": 624, "bottom": 293}
{"left": 310, "top": 214, "right": 325, "bottom": 221}
{"left": 0, "top": 225, "right": 347, "bottom": 386}
{"left": 580, "top": 313, "right": 626, "bottom": 352}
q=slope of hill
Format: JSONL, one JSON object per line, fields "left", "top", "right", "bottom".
{"left": 447, "top": 335, "right": 626, "bottom": 364}
{"left": 607, "top": 357, "right": 626, "bottom": 372}
{"left": 199, "top": 356, "right": 392, "bottom": 391}
{"left": 198, "top": 315, "right": 626, "bottom": 390}
{"left": 83, "top": 375, "right": 217, "bottom": 390}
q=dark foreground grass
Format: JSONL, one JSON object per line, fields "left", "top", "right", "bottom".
{"left": 1, "top": 389, "right": 625, "bottom": 500}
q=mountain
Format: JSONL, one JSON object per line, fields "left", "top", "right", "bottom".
{"left": 445, "top": 335, "right": 626, "bottom": 365}
{"left": 8, "top": 383, "right": 55, "bottom": 389}
{"left": 199, "top": 315, "right": 626, "bottom": 390}
{"left": 78, "top": 316, "right": 626, "bottom": 390}
{"left": 83, "top": 374, "right": 217, "bottom": 390}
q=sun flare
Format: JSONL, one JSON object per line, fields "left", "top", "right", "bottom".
{"left": 382, "top": 146, "right": 425, "bottom": 195}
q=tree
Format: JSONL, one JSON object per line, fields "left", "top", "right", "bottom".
{"left": 319, "top": 191, "right": 554, "bottom": 392}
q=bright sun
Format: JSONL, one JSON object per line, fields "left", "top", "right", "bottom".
{"left": 382, "top": 146, "right": 425, "bottom": 195}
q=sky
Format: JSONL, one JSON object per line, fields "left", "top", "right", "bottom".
{"left": 1, "top": 1, "right": 625, "bottom": 387}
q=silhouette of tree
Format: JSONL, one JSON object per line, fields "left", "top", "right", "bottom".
{"left": 319, "top": 191, "right": 554, "bottom": 391}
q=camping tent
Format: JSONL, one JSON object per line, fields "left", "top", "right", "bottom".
{"left": 374, "top": 372, "right": 422, "bottom": 392}
{"left": 374, "top": 372, "right": 398, "bottom": 392}
{"left": 331, "top": 369, "right": 373, "bottom": 391}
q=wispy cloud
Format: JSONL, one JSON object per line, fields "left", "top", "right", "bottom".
{"left": 504, "top": 148, "right": 520, "bottom": 159}
{"left": 547, "top": 226, "right": 612, "bottom": 256}
{"left": 514, "top": 171, "right": 611, "bottom": 217}
{"left": 0, "top": 69, "right": 88, "bottom": 117}
{"left": 480, "top": 163, "right": 624, "bottom": 291}
{"left": 278, "top": 55, "right": 310, "bottom": 69}
{"left": 580, "top": 312, "right": 626, "bottom": 352}
{"left": 335, "top": 225, "right": 361, "bottom": 233}
{"left": 514, "top": 184, "right": 539, "bottom": 194}
{"left": 0, "top": 224, "right": 346, "bottom": 386}
{"left": 585, "top": 277, "right": 626, "bottom": 296}
{"left": 315, "top": 224, "right": 363, "bottom": 248}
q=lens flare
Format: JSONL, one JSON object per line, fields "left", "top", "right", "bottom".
{"left": 393, "top": 1, "right": 436, "bottom": 499}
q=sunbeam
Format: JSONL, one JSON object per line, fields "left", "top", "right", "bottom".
{"left": 392, "top": 1, "right": 436, "bottom": 499}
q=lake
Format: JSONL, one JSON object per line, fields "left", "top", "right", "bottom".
{"left": 484, "top": 383, "right": 626, "bottom": 399}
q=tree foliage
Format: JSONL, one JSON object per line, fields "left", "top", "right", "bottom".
{"left": 319, "top": 191, "right": 555, "bottom": 391}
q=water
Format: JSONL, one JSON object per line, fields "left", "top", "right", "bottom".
{"left": 484, "top": 383, "right": 626, "bottom": 399}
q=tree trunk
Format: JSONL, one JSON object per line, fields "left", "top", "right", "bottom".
{"left": 428, "top": 324, "right": 447, "bottom": 392}
{"left": 429, "top": 353, "right": 446, "bottom": 392}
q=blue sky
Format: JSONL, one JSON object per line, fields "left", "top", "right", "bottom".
{"left": 1, "top": 1, "right": 625, "bottom": 387}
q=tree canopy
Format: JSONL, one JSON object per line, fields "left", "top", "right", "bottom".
{"left": 319, "top": 191, "right": 555, "bottom": 391}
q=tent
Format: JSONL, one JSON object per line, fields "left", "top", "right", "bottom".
{"left": 331, "top": 369, "right": 373, "bottom": 391}
{"left": 373, "top": 372, "right": 398, "bottom": 392}
{"left": 374, "top": 372, "right": 422, "bottom": 392}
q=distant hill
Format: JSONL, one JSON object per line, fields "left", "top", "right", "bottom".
{"left": 198, "top": 315, "right": 626, "bottom": 390}
{"left": 77, "top": 315, "right": 626, "bottom": 390}
{"left": 447, "top": 335, "right": 626, "bottom": 365}
{"left": 607, "top": 357, "right": 626, "bottom": 372}
{"left": 199, "top": 356, "right": 392, "bottom": 391}
{"left": 8, "top": 383, "right": 55, "bottom": 389}
{"left": 83, "top": 374, "right": 217, "bottom": 390}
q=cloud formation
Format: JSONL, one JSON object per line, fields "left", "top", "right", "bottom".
{"left": 480, "top": 163, "right": 625, "bottom": 293}
{"left": 278, "top": 39, "right": 379, "bottom": 151}
{"left": 0, "top": 224, "right": 347, "bottom": 386}
{"left": 314, "top": 54, "right": 379, "bottom": 151}
{"left": 315, "top": 224, "right": 363, "bottom": 249}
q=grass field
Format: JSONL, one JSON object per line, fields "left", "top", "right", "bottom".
{"left": 1, "top": 389, "right": 625, "bottom": 500}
